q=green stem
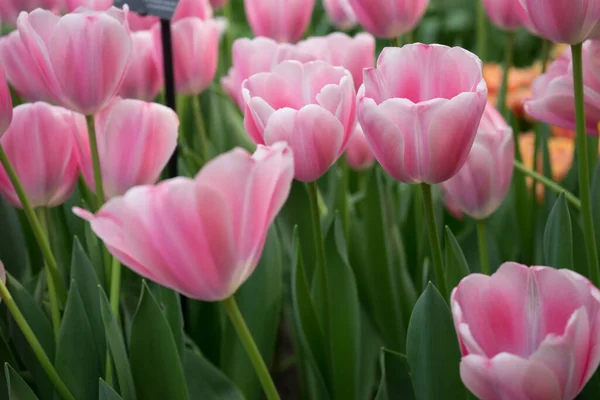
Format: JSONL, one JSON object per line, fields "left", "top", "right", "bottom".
{"left": 476, "top": 0, "right": 487, "bottom": 61}
{"left": 36, "top": 209, "right": 61, "bottom": 344}
{"left": 191, "top": 95, "right": 210, "bottom": 163}
{"left": 420, "top": 183, "right": 447, "bottom": 299}
{"left": 540, "top": 39, "right": 550, "bottom": 74}
{"left": 514, "top": 160, "right": 581, "bottom": 209}
{"left": 498, "top": 31, "right": 514, "bottom": 118}
{"left": 0, "top": 278, "right": 75, "bottom": 400}
{"left": 390, "top": 36, "right": 402, "bottom": 47}
{"left": 221, "top": 296, "right": 280, "bottom": 400}
{"left": 223, "top": 0, "right": 234, "bottom": 68}
{"left": 571, "top": 43, "right": 600, "bottom": 285}
{"left": 86, "top": 115, "right": 105, "bottom": 208}
{"left": 108, "top": 256, "right": 121, "bottom": 318}
{"left": 476, "top": 220, "right": 490, "bottom": 275}
{"left": 0, "top": 146, "right": 67, "bottom": 303}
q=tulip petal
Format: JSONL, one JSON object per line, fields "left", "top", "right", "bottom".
{"left": 460, "top": 353, "right": 562, "bottom": 400}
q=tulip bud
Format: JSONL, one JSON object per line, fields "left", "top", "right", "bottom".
{"left": 357, "top": 44, "right": 488, "bottom": 184}
{"left": 243, "top": 60, "right": 356, "bottom": 182}
{"left": 0, "top": 103, "right": 80, "bottom": 208}
{"left": 74, "top": 98, "right": 179, "bottom": 199}
{"left": 74, "top": 142, "right": 294, "bottom": 301}
{"left": 440, "top": 103, "right": 514, "bottom": 220}
{"left": 452, "top": 262, "right": 600, "bottom": 400}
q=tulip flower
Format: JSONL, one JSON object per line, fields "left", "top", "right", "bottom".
{"left": 221, "top": 37, "right": 315, "bottom": 109}
{"left": 347, "top": 0, "right": 429, "bottom": 39}
{"left": 452, "top": 262, "right": 600, "bottom": 400}
{"left": 0, "top": 31, "right": 55, "bottom": 103}
{"left": 0, "top": 103, "right": 81, "bottom": 208}
{"left": 357, "top": 44, "right": 488, "bottom": 184}
{"left": 525, "top": 41, "right": 600, "bottom": 136}
{"left": 119, "top": 30, "right": 163, "bottom": 101}
{"left": 0, "top": 67, "right": 12, "bottom": 137}
{"left": 480, "top": 0, "right": 529, "bottom": 31}
{"left": 209, "top": 0, "right": 229, "bottom": 9}
{"left": 126, "top": 12, "right": 159, "bottom": 31}
{"left": 74, "top": 98, "right": 179, "bottom": 199}
{"left": 159, "top": 18, "right": 220, "bottom": 96}
{"left": 65, "top": 0, "right": 113, "bottom": 11}
{"left": 298, "top": 32, "right": 375, "bottom": 90}
{"left": 17, "top": 7, "right": 132, "bottom": 115}
{"left": 519, "top": 0, "right": 600, "bottom": 44}
{"left": 323, "top": 0, "right": 357, "bottom": 30}
{"left": 440, "top": 103, "right": 514, "bottom": 220}
{"left": 244, "top": 0, "right": 315, "bottom": 43}
{"left": 345, "top": 124, "right": 375, "bottom": 171}
{"left": 73, "top": 142, "right": 294, "bottom": 301}
{"left": 243, "top": 60, "right": 356, "bottom": 182}
{"left": 0, "top": 0, "right": 61, "bottom": 26}
{"left": 172, "top": 0, "right": 213, "bottom": 21}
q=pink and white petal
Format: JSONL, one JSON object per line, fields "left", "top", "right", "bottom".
{"left": 460, "top": 353, "right": 562, "bottom": 400}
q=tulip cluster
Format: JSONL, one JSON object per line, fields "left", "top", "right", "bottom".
{"left": 0, "top": 1, "right": 599, "bottom": 400}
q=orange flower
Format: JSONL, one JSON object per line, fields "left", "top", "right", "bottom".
{"left": 518, "top": 132, "right": 575, "bottom": 200}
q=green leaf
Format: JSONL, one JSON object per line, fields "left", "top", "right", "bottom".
{"left": 569, "top": 206, "right": 589, "bottom": 277}
{"left": 99, "top": 288, "right": 136, "bottom": 400}
{"left": 543, "top": 193, "right": 573, "bottom": 269}
{"left": 84, "top": 223, "right": 105, "bottom": 286}
{"left": 130, "top": 282, "right": 188, "bottom": 400}
{"left": 290, "top": 228, "right": 330, "bottom": 400}
{"left": 444, "top": 226, "right": 470, "bottom": 292}
{"left": 55, "top": 282, "right": 100, "bottom": 400}
{"left": 0, "top": 197, "right": 30, "bottom": 280}
{"left": 184, "top": 350, "right": 244, "bottom": 400}
{"left": 349, "top": 169, "right": 405, "bottom": 351}
{"left": 406, "top": 283, "right": 466, "bottom": 400}
{"left": 99, "top": 380, "right": 123, "bottom": 400}
{"left": 7, "top": 276, "right": 54, "bottom": 400}
{"left": 70, "top": 239, "right": 106, "bottom": 371}
{"left": 185, "top": 300, "right": 221, "bottom": 366}
{"left": 374, "top": 349, "right": 415, "bottom": 400}
{"left": 220, "top": 227, "right": 283, "bottom": 400}
{"left": 5, "top": 364, "right": 39, "bottom": 400}
{"left": 321, "top": 217, "right": 361, "bottom": 400}
{"left": 156, "top": 288, "right": 184, "bottom": 360}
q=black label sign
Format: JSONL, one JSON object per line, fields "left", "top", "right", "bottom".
{"left": 113, "top": 0, "right": 180, "bottom": 19}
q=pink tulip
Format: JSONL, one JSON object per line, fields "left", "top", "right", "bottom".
{"left": 118, "top": 30, "right": 163, "bottom": 101}
{"left": 172, "top": 0, "right": 213, "bottom": 21}
{"left": 159, "top": 18, "right": 220, "bottom": 96}
{"left": 209, "top": 0, "right": 229, "bottom": 10}
{"left": 0, "top": 66, "right": 12, "bottom": 137}
{"left": 298, "top": 32, "right": 375, "bottom": 90}
{"left": 17, "top": 7, "right": 132, "bottom": 115}
{"left": 243, "top": 60, "right": 356, "bottom": 182}
{"left": 0, "top": 31, "right": 55, "bottom": 103}
{"left": 519, "top": 0, "right": 600, "bottom": 44}
{"left": 0, "top": 103, "right": 81, "bottom": 208}
{"left": 481, "top": 0, "right": 529, "bottom": 31}
{"left": 221, "top": 37, "right": 315, "bottom": 109}
{"left": 65, "top": 0, "right": 113, "bottom": 12}
{"left": 451, "top": 262, "right": 600, "bottom": 400}
{"left": 347, "top": 0, "right": 429, "bottom": 38}
{"left": 0, "top": 0, "right": 61, "bottom": 26}
{"left": 525, "top": 41, "right": 600, "bottom": 136}
{"left": 244, "top": 0, "right": 316, "bottom": 43}
{"left": 440, "top": 103, "right": 514, "bottom": 220}
{"left": 74, "top": 98, "right": 179, "bottom": 199}
{"left": 357, "top": 44, "right": 488, "bottom": 184}
{"left": 126, "top": 12, "right": 159, "bottom": 31}
{"left": 323, "top": 0, "right": 357, "bottom": 30}
{"left": 73, "top": 143, "right": 294, "bottom": 301}
{"left": 345, "top": 124, "right": 375, "bottom": 171}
